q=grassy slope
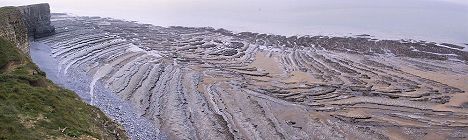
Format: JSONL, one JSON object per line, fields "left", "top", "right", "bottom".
{"left": 0, "top": 8, "right": 127, "bottom": 140}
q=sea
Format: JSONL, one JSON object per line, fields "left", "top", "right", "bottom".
{"left": 2, "top": 0, "right": 468, "bottom": 48}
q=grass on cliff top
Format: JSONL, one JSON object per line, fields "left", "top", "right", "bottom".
{"left": 0, "top": 38, "right": 127, "bottom": 139}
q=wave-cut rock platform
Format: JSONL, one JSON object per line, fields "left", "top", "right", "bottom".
{"left": 31, "top": 14, "right": 468, "bottom": 140}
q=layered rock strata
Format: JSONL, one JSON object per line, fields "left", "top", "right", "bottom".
{"left": 0, "top": 3, "right": 54, "bottom": 55}
{"left": 0, "top": 5, "right": 127, "bottom": 139}
{"left": 0, "top": 7, "right": 29, "bottom": 54}
{"left": 18, "top": 3, "right": 55, "bottom": 39}
{"left": 34, "top": 14, "right": 468, "bottom": 140}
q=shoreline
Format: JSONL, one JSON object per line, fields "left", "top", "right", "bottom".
{"left": 46, "top": 13, "right": 468, "bottom": 60}
{"left": 30, "top": 42, "right": 165, "bottom": 140}
{"left": 49, "top": 12, "right": 468, "bottom": 51}
{"left": 27, "top": 13, "right": 468, "bottom": 139}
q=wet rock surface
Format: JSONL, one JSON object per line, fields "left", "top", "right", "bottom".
{"left": 32, "top": 14, "right": 468, "bottom": 140}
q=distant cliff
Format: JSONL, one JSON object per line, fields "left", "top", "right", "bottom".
{"left": 0, "top": 3, "right": 54, "bottom": 55}
{"left": 18, "top": 3, "right": 55, "bottom": 39}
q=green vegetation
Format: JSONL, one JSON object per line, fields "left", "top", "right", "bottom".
{"left": 0, "top": 39, "right": 22, "bottom": 71}
{"left": 0, "top": 38, "right": 127, "bottom": 139}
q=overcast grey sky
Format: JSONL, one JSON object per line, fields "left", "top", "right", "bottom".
{"left": 1, "top": 0, "right": 467, "bottom": 44}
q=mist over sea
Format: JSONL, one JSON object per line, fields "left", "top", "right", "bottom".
{"left": 2, "top": 0, "right": 468, "bottom": 45}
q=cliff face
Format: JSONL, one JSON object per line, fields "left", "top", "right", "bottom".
{"left": 0, "top": 4, "right": 128, "bottom": 140}
{"left": 0, "top": 7, "right": 29, "bottom": 54}
{"left": 0, "top": 3, "right": 55, "bottom": 55}
{"left": 18, "top": 3, "right": 55, "bottom": 39}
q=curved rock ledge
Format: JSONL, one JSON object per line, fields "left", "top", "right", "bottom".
{"left": 32, "top": 14, "right": 468, "bottom": 140}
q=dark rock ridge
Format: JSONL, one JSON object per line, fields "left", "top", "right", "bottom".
{"left": 18, "top": 3, "right": 55, "bottom": 39}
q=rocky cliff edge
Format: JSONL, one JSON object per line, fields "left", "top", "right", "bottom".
{"left": 0, "top": 3, "right": 55, "bottom": 55}
{"left": 18, "top": 3, "right": 55, "bottom": 39}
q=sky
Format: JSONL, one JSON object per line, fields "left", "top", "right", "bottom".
{"left": 440, "top": 0, "right": 468, "bottom": 5}
{"left": 1, "top": 0, "right": 468, "bottom": 44}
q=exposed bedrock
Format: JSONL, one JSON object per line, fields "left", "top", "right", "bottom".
{"left": 18, "top": 3, "right": 55, "bottom": 39}
{"left": 0, "top": 3, "right": 55, "bottom": 55}
{"left": 33, "top": 14, "right": 468, "bottom": 139}
{"left": 0, "top": 6, "right": 29, "bottom": 54}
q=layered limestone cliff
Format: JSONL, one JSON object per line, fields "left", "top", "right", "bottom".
{"left": 0, "top": 3, "right": 54, "bottom": 55}
{"left": 0, "top": 7, "right": 29, "bottom": 54}
{"left": 18, "top": 3, "right": 55, "bottom": 39}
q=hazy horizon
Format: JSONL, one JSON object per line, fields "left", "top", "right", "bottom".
{"left": 2, "top": 0, "right": 468, "bottom": 45}
{"left": 2, "top": 1, "right": 468, "bottom": 139}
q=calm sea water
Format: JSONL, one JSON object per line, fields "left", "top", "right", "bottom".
{"left": 2, "top": 0, "right": 468, "bottom": 45}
